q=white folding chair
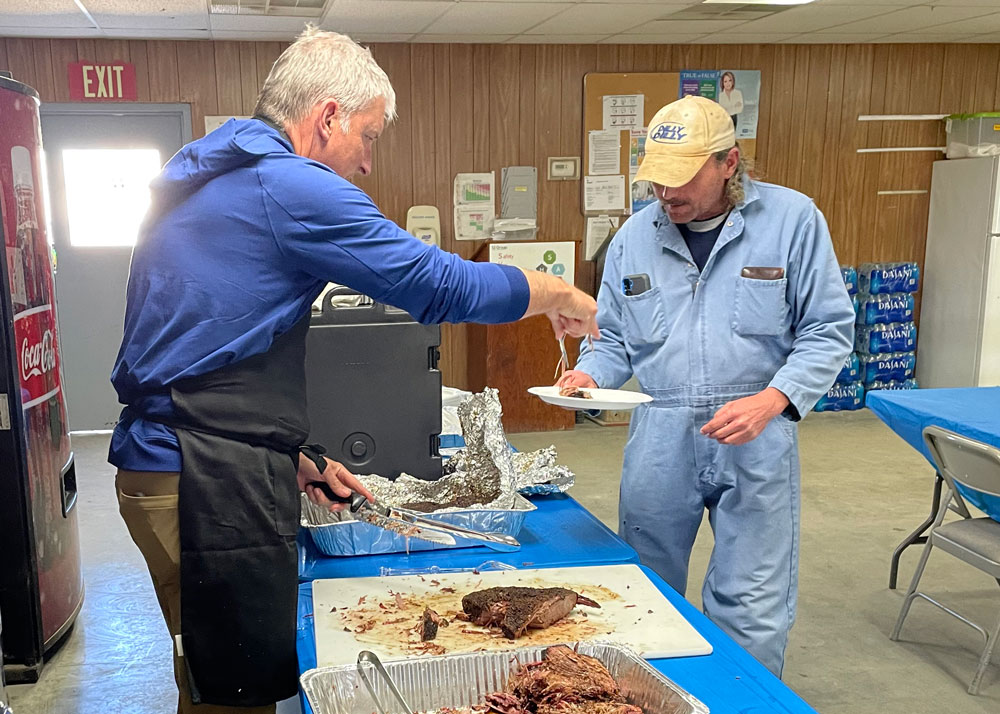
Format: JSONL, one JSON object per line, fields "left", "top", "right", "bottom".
{"left": 890, "top": 425, "right": 1000, "bottom": 694}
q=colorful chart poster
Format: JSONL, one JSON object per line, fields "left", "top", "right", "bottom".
{"left": 629, "top": 129, "right": 656, "bottom": 215}
{"left": 679, "top": 71, "right": 719, "bottom": 101}
{"left": 722, "top": 70, "right": 761, "bottom": 141}
{"left": 490, "top": 241, "right": 575, "bottom": 285}
{"left": 679, "top": 70, "right": 760, "bottom": 140}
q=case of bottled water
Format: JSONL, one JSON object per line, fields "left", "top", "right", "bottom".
{"left": 856, "top": 292, "right": 915, "bottom": 326}
{"left": 856, "top": 321, "right": 917, "bottom": 355}
{"left": 858, "top": 262, "right": 920, "bottom": 295}
{"left": 814, "top": 381, "right": 865, "bottom": 411}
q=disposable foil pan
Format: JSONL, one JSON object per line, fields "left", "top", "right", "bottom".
{"left": 300, "top": 642, "right": 709, "bottom": 714}
{"left": 300, "top": 493, "right": 536, "bottom": 557}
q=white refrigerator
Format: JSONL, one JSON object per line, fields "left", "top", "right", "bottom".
{"left": 917, "top": 156, "right": 1000, "bottom": 387}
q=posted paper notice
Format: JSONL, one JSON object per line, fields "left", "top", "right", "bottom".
{"left": 588, "top": 130, "right": 621, "bottom": 175}
{"left": 602, "top": 94, "right": 644, "bottom": 131}
{"left": 584, "top": 175, "right": 626, "bottom": 214}
{"left": 454, "top": 172, "right": 495, "bottom": 241}
{"left": 584, "top": 215, "right": 620, "bottom": 261}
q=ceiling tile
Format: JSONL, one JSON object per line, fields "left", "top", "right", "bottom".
{"left": 424, "top": 2, "right": 566, "bottom": 35}
{"left": 814, "top": 0, "right": 930, "bottom": 5}
{"left": 576, "top": 0, "right": 697, "bottom": 3}
{"left": 0, "top": 25, "right": 102, "bottom": 37}
{"left": 413, "top": 34, "right": 515, "bottom": 43}
{"left": 86, "top": 0, "right": 207, "bottom": 29}
{"left": 0, "top": 0, "right": 91, "bottom": 28}
{"left": 906, "top": 0, "right": 1000, "bottom": 5}
{"left": 322, "top": 0, "right": 452, "bottom": 34}
{"left": 782, "top": 32, "right": 890, "bottom": 43}
{"left": 211, "top": 29, "right": 301, "bottom": 40}
{"left": 103, "top": 27, "right": 212, "bottom": 39}
{"left": 692, "top": 32, "right": 797, "bottom": 44}
{"left": 210, "top": 14, "right": 317, "bottom": 32}
{"left": 460, "top": 0, "right": 694, "bottom": 2}
{"left": 506, "top": 34, "right": 611, "bottom": 43}
{"left": 623, "top": 19, "right": 749, "bottom": 34}
{"left": 822, "top": 5, "right": 998, "bottom": 33}
{"left": 719, "top": 5, "right": 899, "bottom": 34}
{"left": 353, "top": 33, "right": 419, "bottom": 43}
{"left": 912, "top": 11, "right": 1000, "bottom": 35}
{"left": 599, "top": 33, "right": 704, "bottom": 44}
{"left": 528, "top": 4, "right": 676, "bottom": 35}
{"left": 877, "top": 32, "right": 980, "bottom": 42}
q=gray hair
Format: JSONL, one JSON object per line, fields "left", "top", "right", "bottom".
{"left": 254, "top": 25, "right": 397, "bottom": 131}
{"left": 714, "top": 145, "right": 752, "bottom": 207}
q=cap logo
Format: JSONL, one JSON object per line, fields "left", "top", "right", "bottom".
{"left": 650, "top": 122, "right": 687, "bottom": 144}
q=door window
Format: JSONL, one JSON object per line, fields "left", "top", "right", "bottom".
{"left": 62, "top": 148, "right": 160, "bottom": 248}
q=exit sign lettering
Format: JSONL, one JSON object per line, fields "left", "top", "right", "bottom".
{"left": 68, "top": 61, "right": 137, "bottom": 101}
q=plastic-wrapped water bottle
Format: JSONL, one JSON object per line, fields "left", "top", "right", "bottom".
{"left": 865, "top": 378, "right": 918, "bottom": 391}
{"left": 858, "top": 262, "right": 920, "bottom": 294}
{"left": 856, "top": 293, "right": 915, "bottom": 325}
{"left": 852, "top": 294, "right": 860, "bottom": 317}
{"left": 814, "top": 381, "right": 865, "bottom": 412}
{"left": 856, "top": 321, "right": 917, "bottom": 354}
{"left": 841, "top": 265, "right": 858, "bottom": 296}
{"left": 835, "top": 352, "right": 861, "bottom": 384}
{"left": 860, "top": 352, "right": 916, "bottom": 384}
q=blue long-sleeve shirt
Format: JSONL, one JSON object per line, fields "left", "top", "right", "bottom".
{"left": 110, "top": 119, "right": 528, "bottom": 471}
{"left": 577, "top": 179, "right": 854, "bottom": 418}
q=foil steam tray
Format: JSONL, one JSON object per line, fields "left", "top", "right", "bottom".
{"left": 300, "top": 493, "right": 536, "bottom": 557}
{"left": 300, "top": 642, "right": 709, "bottom": 714}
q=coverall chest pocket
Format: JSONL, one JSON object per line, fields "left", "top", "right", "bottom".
{"left": 623, "top": 287, "right": 668, "bottom": 346}
{"left": 733, "top": 277, "right": 789, "bottom": 336}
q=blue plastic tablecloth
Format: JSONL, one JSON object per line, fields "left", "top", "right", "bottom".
{"left": 299, "top": 493, "right": 640, "bottom": 581}
{"left": 867, "top": 386, "right": 1000, "bottom": 519}
{"left": 295, "top": 565, "right": 817, "bottom": 714}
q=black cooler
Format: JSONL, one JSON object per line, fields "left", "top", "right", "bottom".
{"left": 305, "top": 289, "right": 443, "bottom": 481}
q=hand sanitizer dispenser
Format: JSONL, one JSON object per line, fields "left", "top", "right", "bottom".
{"left": 406, "top": 206, "right": 441, "bottom": 247}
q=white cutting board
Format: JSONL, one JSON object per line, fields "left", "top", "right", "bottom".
{"left": 312, "top": 564, "right": 712, "bottom": 667}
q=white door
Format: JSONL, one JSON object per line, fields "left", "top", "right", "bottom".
{"left": 40, "top": 104, "right": 191, "bottom": 430}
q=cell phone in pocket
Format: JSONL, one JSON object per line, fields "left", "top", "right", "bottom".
{"left": 622, "top": 274, "right": 651, "bottom": 296}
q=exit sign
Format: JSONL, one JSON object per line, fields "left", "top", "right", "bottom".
{"left": 67, "top": 60, "right": 137, "bottom": 101}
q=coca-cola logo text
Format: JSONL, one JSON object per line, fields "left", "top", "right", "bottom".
{"left": 21, "top": 330, "right": 56, "bottom": 381}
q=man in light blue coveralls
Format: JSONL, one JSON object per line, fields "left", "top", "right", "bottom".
{"left": 559, "top": 95, "right": 854, "bottom": 676}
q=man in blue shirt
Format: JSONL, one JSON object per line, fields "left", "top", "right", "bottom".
{"left": 559, "top": 96, "right": 854, "bottom": 676}
{"left": 113, "top": 27, "right": 597, "bottom": 713}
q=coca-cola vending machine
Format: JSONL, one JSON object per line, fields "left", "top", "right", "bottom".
{"left": 0, "top": 74, "right": 83, "bottom": 681}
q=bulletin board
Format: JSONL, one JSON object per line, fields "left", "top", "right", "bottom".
{"left": 582, "top": 72, "right": 757, "bottom": 217}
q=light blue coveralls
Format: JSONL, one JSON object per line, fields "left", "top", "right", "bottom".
{"left": 577, "top": 179, "right": 854, "bottom": 676}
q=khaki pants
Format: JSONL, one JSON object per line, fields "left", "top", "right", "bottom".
{"left": 116, "top": 470, "right": 277, "bottom": 714}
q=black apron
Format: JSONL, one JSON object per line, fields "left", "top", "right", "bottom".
{"left": 167, "top": 313, "right": 311, "bottom": 707}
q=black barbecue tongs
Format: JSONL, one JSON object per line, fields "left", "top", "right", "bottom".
{"left": 301, "top": 444, "right": 520, "bottom": 552}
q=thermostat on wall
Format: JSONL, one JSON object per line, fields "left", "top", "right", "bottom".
{"left": 548, "top": 156, "right": 580, "bottom": 181}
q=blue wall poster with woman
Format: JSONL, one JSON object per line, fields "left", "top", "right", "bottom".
{"left": 679, "top": 69, "right": 761, "bottom": 140}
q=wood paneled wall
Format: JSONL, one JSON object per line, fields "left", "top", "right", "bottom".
{"left": 4, "top": 38, "right": 1000, "bottom": 396}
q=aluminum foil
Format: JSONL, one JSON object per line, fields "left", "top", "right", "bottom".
{"left": 300, "top": 493, "right": 536, "bottom": 557}
{"left": 443, "top": 389, "right": 575, "bottom": 497}
{"left": 344, "top": 389, "right": 520, "bottom": 513}
{"left": 300, "top": 642, "right": 709, "bottom": 714}
{"left": 509, "top": 446, "right": 575, "bottom": 496}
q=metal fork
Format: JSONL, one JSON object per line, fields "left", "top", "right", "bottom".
{"left": 554, "top": 335, "right": 570, "bottom": 380}
{"left": 357, "top": 650, "right": 414, "bottom": 714}
{"left": 553, "top": 334, "right": 595, "bottom": 381}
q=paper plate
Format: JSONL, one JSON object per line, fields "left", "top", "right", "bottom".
{"left": 528, "top": 386, "right": 653, "bottom": 411}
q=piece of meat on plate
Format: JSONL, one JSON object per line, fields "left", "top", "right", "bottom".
{"left": 558, "top": 386, "right": 592, "bottom": 399}
{"left": 461, "top": 587, "right": 600, "bottom": 640}
{"left": 419, "top": 607, "right": 449, "bottom": 641}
